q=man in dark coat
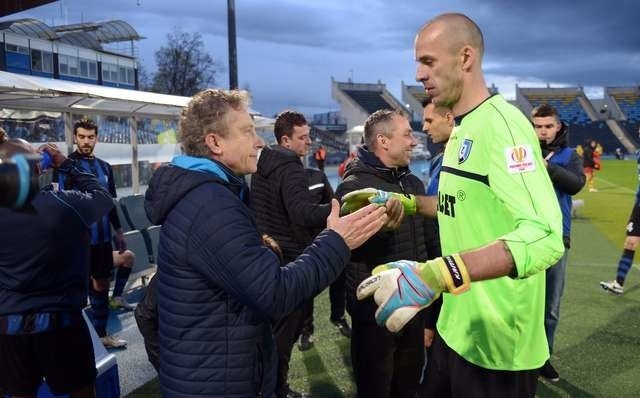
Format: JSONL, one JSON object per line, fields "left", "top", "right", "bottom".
{"left": 336, "top": 109, "right": 435, "bottom": 398}
{"left": 250, "top": 111, "right": 336, "bottom": 398}
{"left": 0, "top": 137, "right": 113, "bottom": 397}
{"left": 144, "top": 89, "right": 388, "bottom": 398}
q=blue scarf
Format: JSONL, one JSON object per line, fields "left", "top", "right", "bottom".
{"left": 171, "top": 155, "right": 247, "bottom": 201}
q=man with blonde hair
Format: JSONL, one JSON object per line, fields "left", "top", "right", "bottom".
{"left": 144, "top": 89, "right": 388, "bottom": 397}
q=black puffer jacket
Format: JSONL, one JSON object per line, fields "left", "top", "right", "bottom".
{"left": 251, "top": 145, "right": 331, "bottom": 261}
{"left": 336, "top": 146, "right": 432, "bottom": 321}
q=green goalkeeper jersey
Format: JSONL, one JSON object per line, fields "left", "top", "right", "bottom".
{"left": 436, "top": 94, "right": 564, "bottom": 370}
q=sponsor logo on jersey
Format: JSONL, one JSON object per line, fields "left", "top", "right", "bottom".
{"left": 505, "top": 144, "right": 535, "bottom": 173}
{"left": 438, "top": 192, "right": 456, "bottom": 218}
{"left": 458, "top": 139, "right": 473, "bottom": 164}
{"left": 627, "top": 222, "right": 634, "bottom": 233}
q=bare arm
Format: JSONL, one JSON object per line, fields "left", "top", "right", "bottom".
{"left": 415, "top": 195, "right": 438, "bottom": 218}
{"left": 460, "top": 241, "right": 515, "bottom": 281}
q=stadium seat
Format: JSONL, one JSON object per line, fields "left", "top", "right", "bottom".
{"left": 119, "top": 195, "right": 153, "bottom": 230}
{"left": 113, "top": 198, "right": 131, "bottom": 233}
{"left": 143, "top": 225, "right": 161, "bottom": 265}
{"left": 121, "top": 230, "right": 154, "bottom": 285}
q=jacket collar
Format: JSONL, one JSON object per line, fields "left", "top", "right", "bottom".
{"left": 171, "top": 155, "right": 248, "bottom": 200}
{"left": 356, "top": 145, "right": 411, "bottom": 180}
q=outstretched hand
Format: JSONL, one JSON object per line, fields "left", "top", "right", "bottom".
{"left": 38, "top": 143, "right": 66, "bottom": 169}
{"left": 327, "top": 198, "right": 388, "bottom": 250}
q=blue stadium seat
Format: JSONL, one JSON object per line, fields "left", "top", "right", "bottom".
{"left": 144, "top": 225, "right": 161, "bottom": 265}
{"left": 119, "top": 195, "right": 152, "bottom": 231}
{"left": 121, "top": 230, "right": 154, "bottom": 286}
{"left": 113, "top": 198, "right": 131, "bottom": 233}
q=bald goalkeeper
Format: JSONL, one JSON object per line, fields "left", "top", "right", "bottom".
{"left": 341, "top": 13, "right": 563, "bottom": 397}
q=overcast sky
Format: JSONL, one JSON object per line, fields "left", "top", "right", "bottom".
{"left": 6, "top": 0, "right": 640, "bottom": 116}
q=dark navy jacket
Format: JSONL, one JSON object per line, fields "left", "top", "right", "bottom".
{"left": 0, "top": 159, "right": 113, "bottom": 318}
{"left": 144, "top": 155, "right": 350, "bottom": 398}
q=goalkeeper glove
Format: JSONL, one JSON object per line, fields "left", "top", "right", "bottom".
{"left": 356, "top": 255, "right": 470, "bottom": 332}
{"left": 341, "top": 188, "right": 416, "bottom": 215}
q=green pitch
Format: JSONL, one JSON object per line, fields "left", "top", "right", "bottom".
{"left": 128, "top": 159, "right": 640, "bottom": 398}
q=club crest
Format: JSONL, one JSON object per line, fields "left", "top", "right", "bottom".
{"left": 458, "top": 139, "right": 473, "bottom": 164}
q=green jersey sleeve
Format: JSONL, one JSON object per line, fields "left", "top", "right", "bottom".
{"left": 486, "top": 104, "right": 564, "bottom": 278}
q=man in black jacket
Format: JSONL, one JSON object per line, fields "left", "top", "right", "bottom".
{"left": 336, "top": 109, "right": 434, "bottom": 398}
{"left": 0, "top": 137, "right": 113, "bottom": 397}
{"left": 298, "top": 168, "right": 352, "bottom": 352}
{"left": 251, "top": 110, "right": 331, "bottom": 398}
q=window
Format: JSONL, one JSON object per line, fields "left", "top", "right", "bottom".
{"left": 68, "top": 57, "right": 78, "bottom": 76}
{"left": 89, "top": 62, "right": 97, "bottom": 79}
{"left": 58, "top": 54, "right": 69, "bottom": 75}
{"left": 119, "top": 66, "right": 127, "bottom": 83}
{"left": 102, "top": 65, "right": 110, "bottom": 81}
{"left": 42, "top": 52, "right": 53, "bottom": 73}
{"left": 31, "top": 49, "right": 42, "bottom": 71}
{"left": 6, "top": 43, "right": 28, "bottom": 54}
{"left": 102, "top": 63, "right": 118, "bottom": 82}
{"left": 80, "top": 59, "right": 88, "bottom": 77}
{"left": 127, "top": 68, "right": 135, "bottom": 85}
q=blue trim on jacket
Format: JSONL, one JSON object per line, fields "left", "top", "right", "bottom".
{"left": 548, "top": 147, "right": 573, "bottom": 237}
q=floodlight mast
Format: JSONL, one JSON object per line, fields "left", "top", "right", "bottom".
{"left": 227, "top": 0, "right": 238, "bottom": 90}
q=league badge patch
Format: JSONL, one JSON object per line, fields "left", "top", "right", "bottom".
{"left": 505, "top": 144, "right": 535, "bottom": 173}
{"left": 458, "top": 139, "right": 473, "bottom": 164}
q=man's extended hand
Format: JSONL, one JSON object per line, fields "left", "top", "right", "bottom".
{"left": 341, "top": 188, "right": 416, "bottom": 216}
{"left": 327, "top": 199, "right": 388, "bottom": 250}
{"left": 382, "top": 198, "right": 404, "bottom": 230}
{"left": 356, "top": 255, "right": 470, "bottom": 332}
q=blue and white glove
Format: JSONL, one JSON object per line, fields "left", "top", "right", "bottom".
{"left": 356, "top": 255, "right": 470, "bottom": 332}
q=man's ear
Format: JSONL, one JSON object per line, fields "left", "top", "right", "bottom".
{"left": 205, "top": 133, "right": 223, "bottom": 155}
{"left": 280, "top": 135, "right": 291, "bottom": 149}
{"left": 377, "top": 133, "right": 388, "bottom": 149}
{"left": 445, "top": 112, "right": 455, "bottom": 129}
{"left": 460, "top": 45, "right": 475, "bottom": 72}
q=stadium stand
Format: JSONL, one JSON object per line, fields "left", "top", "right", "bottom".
{"left": 610, "top": 88, "right": 640, "bottom": 122}
{"left": 341, "top": 89, "right": 393, "bottom": 114}
{"left": 521, "top": 90, "right": 592, "bottom": 125}
{"left": 331, "top": 78, "right": 410, "bottom": 132}
{"left": 308, "top": 111, "right": 348, "bottom": 162}
{"left": 608, "top": 87, "right": 640, "bottom": 147}
{"left": 516, "top": 86, "right": 633, "bottom": 153}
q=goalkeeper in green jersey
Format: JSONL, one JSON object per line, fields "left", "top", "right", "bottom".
{"left": 342, "top": 13, "right": 564, "bottom": 398}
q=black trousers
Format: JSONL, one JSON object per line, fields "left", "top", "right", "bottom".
{"left": 351, "top": 316, "right": 425, "bottom": 398}
{"left": 423, "top": 334, "right": 539, "bottom": 398}
{"left": 301, "top": 270, "right": 347, "bottom": 335}
{"left": 134, "top": 274, "right": 159, "bottom": 372}
{"left": 273, "top": 305, "right": 306, "bottom": 397}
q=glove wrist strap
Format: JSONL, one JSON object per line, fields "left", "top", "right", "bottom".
{"left": 438, "top": 254, "right": 471, "bottom": 295}
{"left": 404, "top": 194, "right": 417, "bottom": 215}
